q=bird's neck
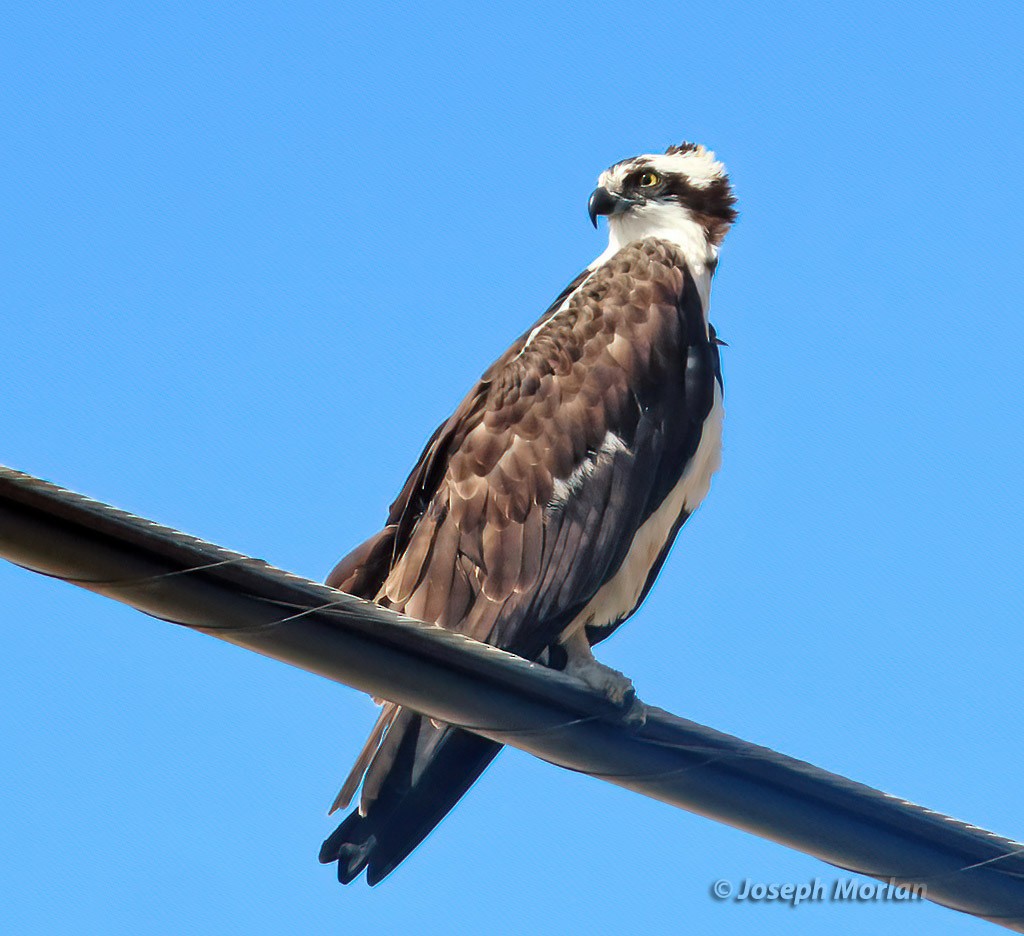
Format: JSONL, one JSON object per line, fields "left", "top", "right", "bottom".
{"left": 592, "top": 207, "right": 718, "bottom": 315}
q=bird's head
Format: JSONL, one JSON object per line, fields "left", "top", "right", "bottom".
{"left": 589, "top": 143, "right": 737, "bottom": 250}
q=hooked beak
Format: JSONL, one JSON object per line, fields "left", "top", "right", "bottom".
{"left": 588, "top": 187, "right": 632, "bottom": 227}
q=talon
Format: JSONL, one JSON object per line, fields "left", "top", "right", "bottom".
{"left": 560, "top": 627, "right": 640, "bottom": 711}
{"left": 565, "top": 656, "right": 635, "bottom": 706}
{"left": 623, "top": 696, "right": 647, "bottom": 727}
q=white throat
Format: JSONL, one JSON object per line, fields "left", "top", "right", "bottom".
{"left": 591, "top": 204, "right": 717, "bottom": 314}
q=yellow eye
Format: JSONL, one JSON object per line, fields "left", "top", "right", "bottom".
{"left": 638, "top": 170, "right": 660, "bottom": 187}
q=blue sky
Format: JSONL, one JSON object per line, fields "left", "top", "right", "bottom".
{"left": 2, "top": 3, "right": 1022, "bottom": 933}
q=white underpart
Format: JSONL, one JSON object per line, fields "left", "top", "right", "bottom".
{"left": 550, "top": 430, "right": 629, "bottom": 508}
{"left": 560, "top": 379, "right": 724, "bottom": 640}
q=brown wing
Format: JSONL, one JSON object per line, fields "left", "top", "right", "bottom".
{"left": 326, "top": 268, "right": 590, "bottom": 602}
{"left": 321, "top": 238, "right": 723, "bottom": 884}
{"left": 328, "top": 238, "right": 719, "bottom": 659}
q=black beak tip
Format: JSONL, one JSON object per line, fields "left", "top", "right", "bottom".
{"left": 589, "top": 186, "right": 625, "bottom": 228}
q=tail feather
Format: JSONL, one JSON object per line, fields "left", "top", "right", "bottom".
{"left": 321, "top": 711, "right": 502, "bottom": 884}
{"left": 331, "top": 703, "right": 398, "bottom": 814}
{"left": 358, "top": 707, "right": 420, "bottom": 812}
{"left": 319, "top": 810, "right": 378, "bottom": 884}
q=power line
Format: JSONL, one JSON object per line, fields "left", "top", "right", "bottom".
{"left": 1, "top": 464, "right": 1022, "bottom": 930}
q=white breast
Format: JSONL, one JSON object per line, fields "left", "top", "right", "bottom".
{"left": 561, "top": 380, "right": 724, "bottom": 639}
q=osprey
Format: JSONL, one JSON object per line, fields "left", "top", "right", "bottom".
{"left": 320, "top": 143, "right": 737, "bottom": 883}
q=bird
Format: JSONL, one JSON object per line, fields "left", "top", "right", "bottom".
{"left": 319, "top": 142, "right": 737, "bottom": 884}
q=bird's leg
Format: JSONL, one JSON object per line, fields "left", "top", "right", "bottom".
{"left": 562, "top": 627, "right": 633, "bottom": 704}
{"left": 560, "top": 628, "right": 645, "bottom": 724}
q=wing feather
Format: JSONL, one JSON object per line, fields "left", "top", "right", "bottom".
{"left": 335, "top": 241, "right": 717, "bottom": 656}
{"left": 516, "top": 503, "right": 544, "bottom": 594}
{"left": 328, "top": 240, "right": 723, "bottom": 838}
{"left": 412, "top": 511, "right": 460, "bottom": 624}
{"left": 481, "top": 517, "right": 523, "bottom": 602}
{"left": 382, "top": 508, "right": 437, "bottom": 605}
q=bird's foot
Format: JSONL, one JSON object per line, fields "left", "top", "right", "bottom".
{"left": 565, "top": 655, "right": 646, "bottom": 726}
{"left": 566, "top": 654, "right": 633, "bottom": 703}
